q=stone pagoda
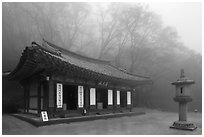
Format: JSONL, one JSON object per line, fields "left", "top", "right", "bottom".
{"left": 170, "top": 69, "right": 197, "bottom": 130}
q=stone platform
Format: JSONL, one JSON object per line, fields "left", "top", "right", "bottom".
{"left": 170, "top": 121, "right": 197, "bottom": 131}
{"left": 13, "top": 111, "right": 145, "bottom": 127}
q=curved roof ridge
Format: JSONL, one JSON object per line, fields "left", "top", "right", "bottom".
{"left": 41, "top": 39, "right": 111, "bottom": 64}
{"left": 109, "top": 64, "right": 150, "bottom": 79}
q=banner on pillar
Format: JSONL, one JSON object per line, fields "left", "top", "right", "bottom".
{"left": 78, "top": 86, "right": 84, "bottom": 108}
{"left": 90, "top": 88, "right": 96, "bottom": 105}
{"left": 117, "top": 90, "right": 120, "bottom": 105}
{"left": 56, "top": 83, "right": 63, "bottom": 108}
{"left": 127, "top": 91, "right": 131, "bottom": 105}
{"left": 108, "top": 89, "right": 113, "bottom": 105}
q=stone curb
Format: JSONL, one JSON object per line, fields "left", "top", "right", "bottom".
{"left": 13, "top": 112, "right": 145, "bottom": 127}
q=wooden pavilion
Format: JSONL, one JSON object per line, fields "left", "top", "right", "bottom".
{"left": 5, "top": 40, "right": 152, "bottom": 117}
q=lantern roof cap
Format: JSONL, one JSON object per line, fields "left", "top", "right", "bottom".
{"left": 171, "top": 69, "right": 195, "bottom": 85}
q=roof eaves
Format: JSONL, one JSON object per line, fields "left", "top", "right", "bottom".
{"left": 2, "top": 71, "right": 11, "bottom": 80}
{"left": 108, "top": 64, "right": 150, "bottom": 79}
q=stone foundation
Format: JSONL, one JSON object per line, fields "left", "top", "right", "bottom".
{"left": 170, "top": 121, "right": 197, "bottom": 131}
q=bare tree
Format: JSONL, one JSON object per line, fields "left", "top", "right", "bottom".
{"left": 14, "top": 3, "right": 90, "bottom": 50}
{"left": 57, "top": 3, "right": 90, "bottom": 49}
{"left": 95, "top": 3, "right": 121, "bottom": 59}
{"left": 114, "top": 4, "right": 162, "bottom": 73}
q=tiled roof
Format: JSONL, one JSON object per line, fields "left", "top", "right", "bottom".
{"left": 6, "top": 40, "right": 152, "bottom": 86}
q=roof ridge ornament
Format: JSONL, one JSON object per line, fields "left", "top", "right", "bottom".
{"left": 42, "top": 39, "right": 111, "bottom": 64}
{"left": 180, "top": 68, "right": 185, "bottom": 78}
{"left": 31, "top": 40, "right": 62, "bottom": 56}
{"left": 42, "top": 38, "right": 62, "bottom": 55}
{"left": 172, "top": 69, "right": 195, "bottom": 85}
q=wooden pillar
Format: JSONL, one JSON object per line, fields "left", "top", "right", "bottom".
{"left": 41, "top": 82, "right": 48, "bottom": 111}
{"left": 23, "top": 86, "right": 26, "bottom": 113}
{"left": 113, "top": 89, "right": 117, "bottom": 112}
{"left": 120, "top": 90, "right": 127, "bottom": 108}
{"left": 84, "top": 86, "right": 90, "bottom": 109}
{"left": 37, "top": 82, "right": 41, "bottom": 115}
{"left": 27, "top": 81, "right": 30, "bottom": 113}
{"left": 23, "top": 84, "right": 26, "bottom": 113}
{"left": 131, "top": 91, "right": 133, "bottom": 109}
{"left": 24, "top": 83, "right": 29, "bottom": 113}
{"left": 48, "top": 80, "right": 55, "bottom": 114}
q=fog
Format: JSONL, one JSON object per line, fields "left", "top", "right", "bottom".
{"left": 148, "top": 2, "right": 202, "bottom": 54}
{"left": 2, "top": 2, "right": 202, "bottom": 112}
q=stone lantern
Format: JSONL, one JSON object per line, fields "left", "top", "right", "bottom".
{"left": 170, "top": 69, "right": 197, "bottom": 130}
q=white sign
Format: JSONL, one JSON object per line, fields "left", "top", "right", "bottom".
{"left": 127, "top": 91, "right": 131, "bottom": 105}
{"left": 78, "top": 86, "right": 84, "bottom": 108}
{"left": 41, "top": 111, "right": 48, "bottom": 122}
{"left": 117, "top": 90, "right": 120, "bottom": 105}
{"left": 108, "top": 89, "right": 113, "bottom": 105}
{"left": 90, "top": 88, "right": 96, "bottom": 105}
{"left": 56, "top": 83, "right": 63, "bottom": 108}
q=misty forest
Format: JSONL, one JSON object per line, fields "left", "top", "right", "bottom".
{"left": 2, "top": 3, "right": 201, "bottom": 113}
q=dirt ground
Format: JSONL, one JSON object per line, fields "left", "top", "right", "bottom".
{"left": 2, "top": 108, "right": 202, "bottom": 135}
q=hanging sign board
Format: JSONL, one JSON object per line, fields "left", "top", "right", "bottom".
{"left": 56, "top": 83, "right": 63, "bottom": 108}
{"left": 117, "top": 90, "right": 120, "bottom": 105}
{"left": 41, "top": 111, "right": 49, "bottom": 122}
{"left": 90, "top": 88, "right": 96, "bottom": 105}
{"left": 78, "top": 86, "right": 84, "bottom": 108}
{"left": 108, "top": 89, "right": 113, "bottom": 105}
{"left": 127, "top": 91, "right": 131, "bottom": 105}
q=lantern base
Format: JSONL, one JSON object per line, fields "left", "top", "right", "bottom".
{"left": 170, "top": 121, "right": 197, "bottom": 131}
